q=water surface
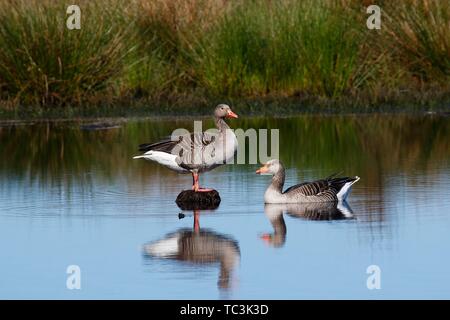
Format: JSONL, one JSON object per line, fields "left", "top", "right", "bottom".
{"left": 1, "top": 114, "right": 449, "bottom": 299}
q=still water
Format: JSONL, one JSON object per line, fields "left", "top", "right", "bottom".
{"left": 0, "top": 114, "right": 449, "bottom": 299}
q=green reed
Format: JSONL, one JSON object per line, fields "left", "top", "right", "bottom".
{"left": 0, "top": 0, "right": 133, "bottom": 106}
{"left": 383, "top": 0, "right": 450, "bottom": 83}
{"left": 0, "top": 0, "right": 448, "bottom": 112}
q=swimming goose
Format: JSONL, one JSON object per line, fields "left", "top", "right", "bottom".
{"left": 133, "top": 104, "right": 238, "bottom": 192}
{"left": 256, "top": 159, "right": 360, "bottom": 203}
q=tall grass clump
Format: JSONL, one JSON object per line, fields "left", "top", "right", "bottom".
{"left": 292, "top": 1, "right": 368, "bottom": 97}
{"left": 189, "top": 0, "right": 367, "bottom": 97}
{"left": 0, "top": 0, "right": 133, "bottom": 107}
{"left": 131, "top": 0, "right": 368, "bottom": 99}
{"left": 382, "top": 0, "right": 450, "bottom": 83}
{"left": 126, "top": 0, "right": 231, "bottom": 99}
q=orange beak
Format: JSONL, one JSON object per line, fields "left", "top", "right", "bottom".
{"left": 256, "top": 164, "right": 269, "bottom": 174}
{"left": 260, "top": 234, "right": 272, "bottom": 244}
{"left": 226, "top": 110, "right": 238, "bottom": 119}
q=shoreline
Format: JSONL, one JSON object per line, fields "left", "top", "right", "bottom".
{"left": 1, "top": 106, "right": 449, "bottom": 126}
{"left": 1, "top": 96, "right": 450, "bottom": 124}
{"left": 2, "top": 90, "right": 449, "bottom": 125}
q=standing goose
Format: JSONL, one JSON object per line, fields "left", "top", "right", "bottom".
{"left": 256, "top": 159, "right": 360, "bottom": 203}
{"left": 133, "top": 104, "right": 238, "bottom": 192}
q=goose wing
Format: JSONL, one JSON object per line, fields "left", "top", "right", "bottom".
{"left": 283, "top": 175, "right": 358, "bottom": 200}
{"left": 284, "top": 179, "right": 331, "bottom": 196}
{"left": 138, "top": 131, "right": 218, "bottom": 169}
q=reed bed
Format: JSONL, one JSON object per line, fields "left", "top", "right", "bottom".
{"left": 0, "top": 0, "right": 448, "bottom": 113}
{"left": 0, "top": 0, "right": 133, "bottom": 106}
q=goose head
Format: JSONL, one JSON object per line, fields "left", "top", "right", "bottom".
{"left": 256, "top": 159, "right": 284, "bottom": 175}
{"left": 214, "top": 104, "right": 238, "bottom": 119}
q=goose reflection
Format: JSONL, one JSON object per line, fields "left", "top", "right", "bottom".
{"left": 261, "top": 201, "right": 355, "bottom": 247}
{"left": 143, "top": 210, "right": 240, "bottom": 289}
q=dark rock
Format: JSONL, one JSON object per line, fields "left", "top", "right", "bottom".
{"left": 175, "top": 190, "right": 221, "bottom": 210}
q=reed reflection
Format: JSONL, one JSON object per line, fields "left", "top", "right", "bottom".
{"left": 1, "top": 115, "right": 449, "bottom": 185}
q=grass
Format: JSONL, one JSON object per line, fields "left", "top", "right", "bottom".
{"left": 383, "top": 0, "right": 450, "bottom": 82}
{"left": 0, "top": 0, "right": 449, "bottom": 118}
{"left": 0, "top": 0, "right": 133, "bottom": 106}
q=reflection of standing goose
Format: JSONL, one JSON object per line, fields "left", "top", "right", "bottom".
{"left": 143, "top": 210, "right": 240, "bottom": 289}
{"left": 133, "top": 104, "right": 238, "bottom": 192}
{"left": 256, "top": 159, "right": 360, "bottom": 203}
{"left": 261, "top": 202, "right": 354, "bottom": 247}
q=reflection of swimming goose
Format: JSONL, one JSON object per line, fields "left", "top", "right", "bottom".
{"left": 256, "top": 159, "right": 360, "bottom": 203}
{"left": 143, "top": 211, "right": 240, "bottom": 289}
{"left": 283, "top": 202, "right": 354, "bottom": 220}
{"left": 261, "top": 202, "right": 354, "bottom": 247}
{"left": 134, "top": 104, "right": 238, "bottom": 192}
{"left": 261, "top": 204, "right": 287, "bottom": 247}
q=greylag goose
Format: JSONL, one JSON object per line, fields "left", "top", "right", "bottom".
{"left": 256, "top": 159, "right": 360, "bottom": 203}
{"left": 133, "top": 104, "right": 238, "bottom": 192}
{"left": 261, "top": 202, "right": 354, "bottom": 247}
{"left": 143, "top": 211, "right": 240, "bottom": 289}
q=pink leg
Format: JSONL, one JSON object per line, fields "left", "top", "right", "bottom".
{"left": 191, "top": 173, "right": 197, "bottom": 191}
{"left": 193, "top": 210, "right": 200, "bottom": 233}
{"left": 197, "top": 188, "right": 214, "bottom": 192}
{"left": 191, "top": 172, "right": 213, "bottom": 192}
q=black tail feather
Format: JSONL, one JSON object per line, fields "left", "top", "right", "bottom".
{"left": 325, "top": 171, "right": 343, "bottom": 180}
{"left": 328, "top": 176, "right": 358, "bottom": 192}
{"left": 138, "top": 139, "right": 176, "bottom": 153}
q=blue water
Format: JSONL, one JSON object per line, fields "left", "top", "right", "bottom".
{"left": 1, "top": 115, "right": 449, "bottom": 299}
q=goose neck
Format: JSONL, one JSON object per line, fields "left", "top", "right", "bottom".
{"left": 270, "top": 167, "right": 285, "bottom": 193}
{"left": 215, "top": 117, "right": 230, "bottom": 132}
